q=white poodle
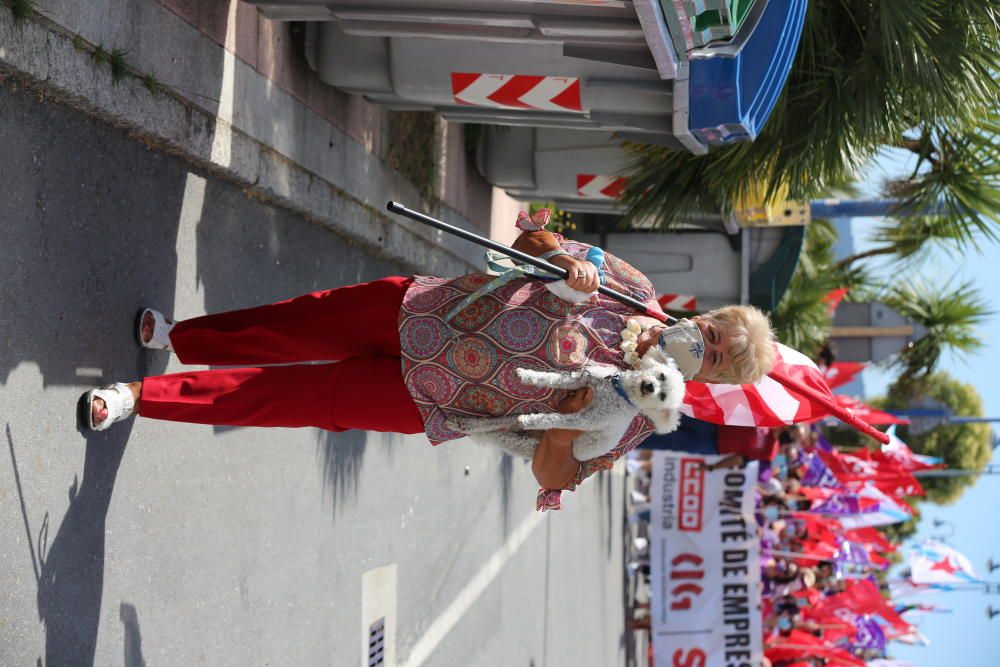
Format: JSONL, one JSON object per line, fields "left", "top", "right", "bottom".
{"left": 447, "top": 354, "right": 685, "bottom": 461}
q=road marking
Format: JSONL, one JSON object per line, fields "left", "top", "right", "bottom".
{"left": 398, "top": 511, "right": 547, "bottom": 667}
{"left": 362, "top": 565, "right": 397, "bottom": 667}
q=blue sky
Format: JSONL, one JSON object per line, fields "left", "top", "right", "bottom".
{"left": 844, "top": 148, "right": 1000, "bottom": 664}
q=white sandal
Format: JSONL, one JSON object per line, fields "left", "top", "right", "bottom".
{"left": 79, "top": 383, "right": 136, "bottom": 431}
{"left": 136, "top": 308, "right": 175, "bottom": 350}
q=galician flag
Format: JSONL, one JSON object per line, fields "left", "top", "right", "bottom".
{"left": 682, "top": 343, "right": 890, "bottom": 444}
{"left": 837, "top": 485, "right": 912, "bottom": 529}
{"left": 908, "top": 539, "right": 982, "bottom": 584}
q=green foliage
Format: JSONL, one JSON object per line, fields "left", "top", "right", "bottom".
{"left": 885, "top": 117, "right": 1000, "bottom": 248}
{"left": 823, "top": 424, "right": 867, "bottom": 451}
{"left": 619, "top": 1, "right": 1000, "bottom": 236}
{"left": 386, "top": 111, "right": 438, "bottom": 201}
{"left": 884, "top": 371, "right": 994, "bottom": 504}
{"left": 142, "top": 73, "right": 160, "bottom": 96}
{"left": 7, "top": 0, "right": 36, "bottom": 24}
{"left": 92, "top": 44, "right": 110, "bottom": 66}
{"left": 879, "top": 500, "right": 920, "bottom": 543}
{"left": 770, "top": 218, "right": 877, "bottom": 352}
{"left": 72, "top": 34, "right": 85, "bottom": 52}
{"left": 883, "top": 278, "right": 992, "bottom": 379}
{"left": 109, "top": 48, "right": 129, "bottom": 86}
{"left": 773, "top": 219, "right": 990, "bottom": 380}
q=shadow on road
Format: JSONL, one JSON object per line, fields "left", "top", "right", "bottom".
{"left": 0, "top": 82, "right": 184, "bottom": 390}
{"left": 38, "top": 426, "right": 132, "bottom": 666}
{"left": 119, "top": 602, "right": 148, "bottom": 667}
{"left": 316, "top": 429, "right": 367, "bottom": 517}
{"left": 0, "top": 7, "right": 408, "bottom": 662}
{"left": 498, "top": 452, "right": 514, "bottom": 536}
{"left": 0, "top": 79, "right": 183, "bottom": 665}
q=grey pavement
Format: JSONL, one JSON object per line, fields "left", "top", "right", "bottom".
{"left": 0, "top": 72, "right": 628, "bottom": 667}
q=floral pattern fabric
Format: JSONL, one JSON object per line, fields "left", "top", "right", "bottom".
{"left": 398, "top": 238, "right": 662, "bottom": 509}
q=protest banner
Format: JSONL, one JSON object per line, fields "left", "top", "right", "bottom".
{"left": 649, "top": 452, "right": 762, "bottom": 667}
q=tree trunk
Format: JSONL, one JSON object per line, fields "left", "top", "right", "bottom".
{"left": 834, "top": 246, "right": 896, "bottom": 270}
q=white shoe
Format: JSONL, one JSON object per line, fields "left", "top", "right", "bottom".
{"left": 136, "top": 308, "right": 175, "bottom": 350}
{"left": 79, "top": 383, "right": 135, "bottom": 431}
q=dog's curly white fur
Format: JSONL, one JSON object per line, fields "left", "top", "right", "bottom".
{"left": 447, "top": 354, "right": 685, "bottom": 462}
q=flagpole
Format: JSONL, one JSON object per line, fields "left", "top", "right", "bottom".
{"left": 387, "top": 201, "right": 676, "bottom": 323}
{"left": 387, "top": 201, "right": 890, "bottom": 444}
{"left": 914, "top": 464, "right": 1000, "bottom": 478}
{"left": 768, "top": 364, "right": 890, "bottom": 445}
{"left": 764, "top": 549, "right": 839, "bottom": 562}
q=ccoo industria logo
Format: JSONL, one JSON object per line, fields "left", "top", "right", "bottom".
{"left": 678, "top": 458, "right": 705, "bottom": 532}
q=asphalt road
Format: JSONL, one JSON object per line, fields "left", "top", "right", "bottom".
{"left": 0, "top": 80, "right": 628, "bottom": 667}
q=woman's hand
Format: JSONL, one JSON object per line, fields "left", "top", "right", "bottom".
{"left": 533, "top": 428, "right": 584, "bottom": 489}
{"left": 532, "top": 387, "right": 593, "bottom": 488}
{"left": 557, "top": 386, "right": 595, "bottom": 414}
{"left": 550, "top": 254, "right": 600, "bottom": 293}
{"left": 634, "top": 324, "right": 666, "bottom": 358}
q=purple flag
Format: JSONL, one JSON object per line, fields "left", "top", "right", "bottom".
{"left": 814, "top": 429, "right": 835, "bottom": 452}
{"left": 801, "top": 452, "right": 843, "bottom": 488}
{"left": 835, "top": 539, "right": 872, "bottom": 567}
{"left": 813, "top": 494, "right": 871, "bottom": 516}
{"left": 853, "top": 615, "right": 887, "bottom": 650}
{"left": 832, "top": 611, "right": 887, "bottom": 652}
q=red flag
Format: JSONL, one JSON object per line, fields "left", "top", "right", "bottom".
{"left": 869, "top": 551, "right": 892, "bottom": 569}
{"left": 818, "top": 450, "right": 925, "bottom": 498}
{"left": 799, "top": 486, "right": 839, "bottom": 501}
{"left": 824, "top": 361, "right": 867, "bottom": 389}
{"left": 812, "top": 580, "right": 913, "bottom": 636}
{"left": 877, "top": 428, "right": 946, "bottom": 471}
{"left": 682, "top": 344, "right": 889, "bottom": 444}
{"left": 844, "top": 527, "right": 896, "bottom": 554}
{"left": 834, "top": 395, "right": 909, "bottom": 425}
{"left": 766, "top": 631, "right": 865, "bottom": 667}
{"left": 817, "top": 449, "right": 874, "bottom": 481}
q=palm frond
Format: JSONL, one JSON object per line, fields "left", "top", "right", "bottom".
{"left": 883, "top": 277, "right": 994, "bottom": 376}
{"left": 621, "top": 0, "right": 1000, "bottom": 236}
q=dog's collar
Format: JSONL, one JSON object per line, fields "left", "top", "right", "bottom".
{"left": 610, "top": 375, "right": 635, "bottom": 408}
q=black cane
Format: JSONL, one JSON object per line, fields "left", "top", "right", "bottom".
{"left": 386, "top": 201, "right": 677, "bottom": 324}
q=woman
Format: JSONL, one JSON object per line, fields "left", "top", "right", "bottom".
{"left": 81, "top": 210, "right": 775, "bottom": 508}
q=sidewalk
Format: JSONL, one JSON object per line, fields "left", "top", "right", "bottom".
{"left": 0, "top": 0, "right": 502, "bottom": 276}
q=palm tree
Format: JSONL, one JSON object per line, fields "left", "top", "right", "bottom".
{"left": 770, "top": 223, "right": 991, "bottom": 381}
{"left": 770, "top": 219, "right": 877, "bottom": 352}
{"left": 620, "top": 1, "right": 1000, "bottom": 248}
{"left": 882, "top": 278, "right": 993, "bottom": 381}
{"left": 835, "top": 115, "right": 1000, "bottom": 268}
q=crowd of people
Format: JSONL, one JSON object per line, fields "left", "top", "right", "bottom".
{"left": 625, "top": 418, "right": 938, "bottom": 667}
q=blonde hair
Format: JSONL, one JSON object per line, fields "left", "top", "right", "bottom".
{"left": 699, "top": 305, "right": 776, "bottom": 384}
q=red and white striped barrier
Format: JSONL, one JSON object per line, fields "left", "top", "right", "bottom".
{"left": 657, "top": 294, "right": 697, "bottom": 312}
{"left": 576, "top": 174, "right": 627, "bottom": 199}
{"left": 451, "top": 73, "right": 583, "bottom": 112}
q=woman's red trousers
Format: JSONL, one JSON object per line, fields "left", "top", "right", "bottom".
{"left": 137, "top": 276, "right": 424, "bottom": 434}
